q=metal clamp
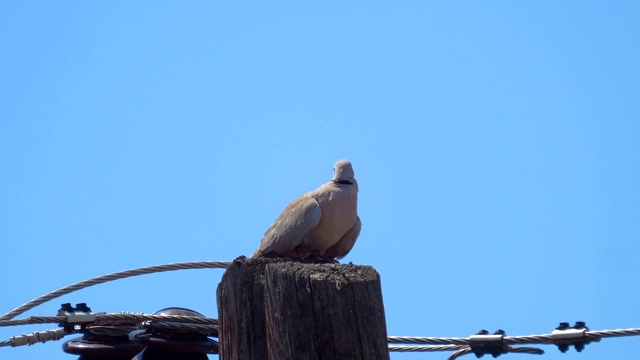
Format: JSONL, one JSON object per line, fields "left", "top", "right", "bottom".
{"left": 469, "top": 330, "right": 507, "bottom": 358}
{"left": 57, "top": 303, "right": 96, "bottom": 333}
{"left": 551, "top": 321, "right": 597, "bottom": 353}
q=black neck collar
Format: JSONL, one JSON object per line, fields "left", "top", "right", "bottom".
{"left": 333, "top": 179, "right": 354, "bottom": 185}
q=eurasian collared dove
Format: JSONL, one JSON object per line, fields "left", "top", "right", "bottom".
{"left": 251, "top": 160, "right": 361, "bottom": 260}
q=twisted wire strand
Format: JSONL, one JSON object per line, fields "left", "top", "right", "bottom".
{"left": 0, "top": 313, "right": 220, "bottom": 329}
{"left": 139, "top": 321, "right": 218, "bottom": 336}
{"left": 388, "top": 328, "right": 640, "bottom": 346}
{"left": 0, "top": 316, "right": 65, "bottom": 327}
{"left": 504, "top": 334, "right": 555, "bottom": 345}
{"left": 92, "top": 314, "right": 219, "bottom": 326}
{"left": 2, "top": 310, "right": 640, "bottom": 349}
{"left": 3, "top": 323, "right": 639, "bottom": 350}
{"left": 0, "top": 313, "right": 223, "bottom": 348}
{"left": 507, "top": 347, "right": 545, "bottom": 355}
{"left": 448, "top": 347, "right": 473, "bottom": 360}
{"left": 589, "top": 328, "right": 640, "bottom": 338}
{"left": 389, "top": 345, "right": 468, "bottom": 352}
{"left": 85, "top": 325, "right": 136, "bottom": 337}
{"left": 1, "top": 329, "right": 67, "bottom": 348}
{"left": 446, "top": 346, "right": 544, "bottom": 360}
{"left": 1, "top": 259, "right": 640, "bottom": 357}
{"left": 388, "top": 336, "right": 471, "bottom": 345}
{"left": 0, "top": 261, "right": 230, "bottom": 321}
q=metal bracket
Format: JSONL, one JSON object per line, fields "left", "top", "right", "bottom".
{"left": 551, "top": 321, "right": 598, "bottom": 353}
{"left": 57, "top": 303, "right": 96, "bottom": 333}
{"left": 469, "top": 330, "right": 507, "bottom": 358}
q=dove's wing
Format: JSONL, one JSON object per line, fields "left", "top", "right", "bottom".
{"left": 322, "top": 216, "right": 361, "bottom": 260}
{"left": 253, "top": 195, "right": 322, "bottom": 258}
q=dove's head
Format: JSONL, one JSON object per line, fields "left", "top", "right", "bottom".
{"left": 332, "top": 160, "right": 355, "bottom": 184}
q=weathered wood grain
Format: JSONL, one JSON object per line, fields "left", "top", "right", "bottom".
{"left": 217, "top": 257, "right": 388, "bottom": 360}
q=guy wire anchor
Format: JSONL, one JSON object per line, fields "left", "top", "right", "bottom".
{"left": 551, "top": 321, "right": 600, "bottom": 353}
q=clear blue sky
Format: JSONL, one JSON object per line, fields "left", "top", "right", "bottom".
{"left": 1, "top": 2, "right": 639, "bottom": 360}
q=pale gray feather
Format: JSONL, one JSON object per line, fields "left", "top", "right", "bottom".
{"left": 254, "top": 196, "right": 322, "bottom": 258}
{"left": 251, "top": 159, "right": 360, "bottom": 260}
{"left": 323, "top": 216, "right": 362, "bottom": 260}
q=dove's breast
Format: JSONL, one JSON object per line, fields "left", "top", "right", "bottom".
{"left": 301, "top": 182, "right": 359, "bottom": 255}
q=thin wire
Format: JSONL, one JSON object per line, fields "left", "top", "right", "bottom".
{"left": 92, "top": 314, "right": 219, "bottom": 326}
{"left": 2, "top": 258, "right": 640, "bottom": 358}
{"left": 139, "top": 321, "right": 218, "bottom": 335}
{"left": 388, "top": 336, "right": 471, "bottom": 345}
{"left": 0, "top": 261, "right": 230, "bottom": 321}
{"left": 388, "top": 345, "right": 468, "bottom": 352}
{"left": 508, "top": 347, "right": 545, "bottom": 355}
{"left": 387, "top": 329, "right": 638, "bottom": 346}
{"left": 1, "top": 329, "right": 67, "bottom": 347}
{"left": 1, "top": 310, "right": 640, "bottom": 350}
{"left": 448, "top": 347, "right": 473, "bottom": 360}
{"left": 590, "top": 328, "right": 640, "bottom": 338}
{"left": 0, "top": 316, "right": 65, "bottom": 327}
{"left": 0, "top": 313, "right": 219, "bottom": 328}
{"left": 446, "top": 346, "right": 544, "bottom": 360}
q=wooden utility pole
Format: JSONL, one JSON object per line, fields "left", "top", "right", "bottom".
{"left": 217, "top": 257, "right": 389, "bottom": 360}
